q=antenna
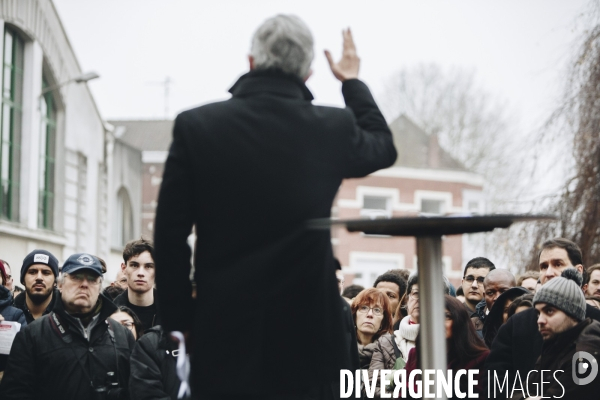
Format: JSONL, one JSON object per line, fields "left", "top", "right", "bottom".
{"left": 147, "top": 76, "right": 173, "bottom": 118}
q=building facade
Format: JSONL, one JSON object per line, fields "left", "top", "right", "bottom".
{"left": 0, "top": 0, "right": 141, "bottom": 282}
{"left": 333, "top": 115, "right": 485, "bottom": 288}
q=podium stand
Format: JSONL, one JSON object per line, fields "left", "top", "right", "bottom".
{"left": 309, "top": 214, "right": 554, "bottom": 398}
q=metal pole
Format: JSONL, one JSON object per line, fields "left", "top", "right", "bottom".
{"left": 416, "top": 235, "right": 447, "bottom": 399}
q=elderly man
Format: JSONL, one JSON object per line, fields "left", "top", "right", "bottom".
{"left": 512, "top": 268, "right": 600, "bottom": 399}
{"left": 0, "top": 253, "right": 135, "bottom": 399}
{"left": 154, "top": 14, "right": 396, "bottom": 400}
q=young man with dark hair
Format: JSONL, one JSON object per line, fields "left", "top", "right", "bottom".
{"left": 512, "top": 269, "right": 600, "bottom": 399}
{"left": 486, "top": 238, "right": 600, "bottom": 392}
{"left": 373, "top": 272, "right": 407, "bottom": 316}
{"left": 461, "top": 257, "right": 496, "bottom": 314}
{"left": 114, "top": 238, "right": 161, "bottom": 332}
{"left": 13, "top": 250, "right": 60, "bottom": 324}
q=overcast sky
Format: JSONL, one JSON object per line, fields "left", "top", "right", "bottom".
{"left": 52, "top": 0, "right": 590, "bottom": 136}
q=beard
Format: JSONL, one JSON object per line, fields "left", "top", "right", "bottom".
{"left": 26, "top": 284, "right": 54, "bottom": 305}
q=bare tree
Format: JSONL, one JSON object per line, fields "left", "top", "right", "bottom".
{"left": 518, "top": 16, "right": 600, "bottom": 269}
{"left": 380, "top": 64, "right": 525, "bottom": 209}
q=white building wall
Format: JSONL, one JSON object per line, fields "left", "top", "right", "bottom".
{"left": 0, "top": 0, "right": 120, "bottom": 281}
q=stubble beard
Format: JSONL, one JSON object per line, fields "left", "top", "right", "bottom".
{"left": 26, "top": 285, "right": 53, "bottom": 305}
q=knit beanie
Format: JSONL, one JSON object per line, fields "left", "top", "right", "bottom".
{"left": 20, "top": 249, "right": 59, "bottom": 284}
{"left": 533, "top": 267, "right": 586, "bottom": 322}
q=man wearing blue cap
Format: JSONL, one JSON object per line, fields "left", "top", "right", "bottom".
{"left": 0, "top": 253, "right": 135, "bottom": 399}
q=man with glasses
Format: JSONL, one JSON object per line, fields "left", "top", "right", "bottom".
{"left": 0, "top": 253, "right": 135, "bottom": 399}
{"left": 461, "top": 257, "right": 496, "bottom": 315}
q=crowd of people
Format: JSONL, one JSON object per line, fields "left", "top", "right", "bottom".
{"left": 0, "top": 239, "right": 181, "bottom": 399}
{"left": 0, "top": 236, "right": 599, "bottom": 399}
{"left": 337, "top": 237, "right": 600, "bottom": 398}
{"left": 1, "top": 12, "right": 599, "bottom": 400}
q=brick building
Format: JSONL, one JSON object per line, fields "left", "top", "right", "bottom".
{"left": 333, "top": 115, "right": 484, "bottom": 288}
{"left": 108, "top": 120, "right": 173, "bottom": 240}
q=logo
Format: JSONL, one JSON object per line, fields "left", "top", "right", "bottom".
{"left": 77, "top": 254, "right": 94, "bottom": 266}
{"left": 33, "top": 254, "right": 50, "bottom": 263}
{"left": 572, "top": 351, "right": 598, "bottom": 385}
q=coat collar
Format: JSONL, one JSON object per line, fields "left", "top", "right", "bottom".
{"left": 229, "top": 68, "right": 314, "bottom": 101}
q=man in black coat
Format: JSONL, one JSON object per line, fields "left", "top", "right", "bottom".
{"left": 486, "top": 238, "right": 600, "bottom": 397}
{"left": 0, "top": 253, "right": 135, "bottom": 399}
{"left": 154, "top": 15, "right": 396, "bottom": 400}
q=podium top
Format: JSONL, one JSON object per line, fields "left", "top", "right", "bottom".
{"left": 307, "top": 214, "right": 556, "bottom": 236}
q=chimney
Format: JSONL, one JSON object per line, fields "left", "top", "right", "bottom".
{"left": 428, "top": 133, "right": 440, "bottom": 168}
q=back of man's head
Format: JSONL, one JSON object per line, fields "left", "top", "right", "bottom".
{"left": 251, "top": 15, "right": 314, "bottom": 79}
{"left": 123, "top": 238, "right": 154, "bottom": 264}
{"left": 463, "top": 257, "right": 496, "bottom": 276}
{"left": 538, "top": 238, "right": 583, "bottom": 267}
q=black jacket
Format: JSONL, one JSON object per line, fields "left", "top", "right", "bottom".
{"left": 129, "top": 326, "right": 182, "bottom": 400}
{"left": 154, "top": 69, "right": 396, "bottom": 396}
{"left": 485, "top": 302, "right": 600, "bottom": 394}
{"left": 13, "top": 287, "right": 60, "bottom": 324}
{"left": 0, "top": 286, "right": 27, "bottom": 372}
{"left": 513, "top": 319, "right": 600, "bottom": 399}
{"left": 0, "top": 293, "right": 135, "bottom": 399}
{"left": 113, "top": 289, "right": 161, "bottom": 332}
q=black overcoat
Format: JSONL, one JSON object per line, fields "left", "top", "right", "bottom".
{"left": 154, "top": 69, "right": 397, "bottom": 396}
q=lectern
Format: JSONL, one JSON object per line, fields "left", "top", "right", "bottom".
{"left": 309, "top": 214, "right": 555, "bottom": 398}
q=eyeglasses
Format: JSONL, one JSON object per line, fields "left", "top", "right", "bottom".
{"left": 119, "top": 321, "right": 134, "bottom": 330}
{"left": 409, "top": 291, "right": 419, "bottom": 300}
{"left": 357, "top": 305, "right": 383, "bottom": 316}
{"left": 464, "top": 275, "right": 485, "bottom": 285}
{"left": 68, "top": 273, "right": 101, "bottom": 285}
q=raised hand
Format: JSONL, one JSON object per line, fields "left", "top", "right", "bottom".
{"left": 325, "top": 28, "right": 360, "bottom": 82}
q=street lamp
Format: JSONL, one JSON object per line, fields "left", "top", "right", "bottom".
{"left": 40, "top": 71, "right": 100, "bottom": 96}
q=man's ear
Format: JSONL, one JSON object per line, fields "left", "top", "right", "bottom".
{"left": 121, "top": 262, "right": 127, "bottom": 272}
{"left": 576, "top": 264, "right": 584, "bottom": 274}
{"left": 303, "top": 69, "right": 313, "bottom": 82}
{"left": 248, "top": 55, "right": 255, "bottom": 70}
{"left": 583, "top": 283, "right": 589, "bottom": 293}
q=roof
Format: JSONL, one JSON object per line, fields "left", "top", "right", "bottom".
{"left": 108, "top": 120, "right": 174, "bottom": 152}
{"left": 388, "top": 115, "right": 467, "bottom": 171}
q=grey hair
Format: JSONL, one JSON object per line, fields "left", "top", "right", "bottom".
{"left": 250, "top": 14, "right": 314, "bottom": 79}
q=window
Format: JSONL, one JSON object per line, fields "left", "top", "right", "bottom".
{"left": 0, "top": 28, "right": 24, "bottom": 220}
{"left": 420, "top": 199, "right": 444, "bottom": 215}
{"left": 361, "top": 195, "right": 391, "bottom": 218}
{"left": 115, "top": 187, "right": 134, "bottom": 247}
{"left": 38, "top": 78, "right": 56, "bottom": 229}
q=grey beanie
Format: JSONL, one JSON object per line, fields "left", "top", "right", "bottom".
{"left": 533, "top": 268, "right": 586, "bottom": 322}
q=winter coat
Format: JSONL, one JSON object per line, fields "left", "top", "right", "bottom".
{"left": 154, "top": 68, "right": 396, "bottom": 396}
{"left": 13, "top": 287, "right": 60, "bottom": 324}
{"left": 113, "top": 289, "right": 161, "bottom": 333}
{"left": 0, "top": 293, "right": 135, "bottom": 399}
{"left": 486, "top": 303, "right": 600, "bottom": 389}
{"left": 481, "top": 287, "right": 529, "bottom": 348}
{"left": 367, "top": 333, "right": 399, "bottom": 398}
{"left": 0, "top": 286, "right": 26, "bottom": 372}
{"left": 404, "top": 347, "right": 489, "bottom": 399}
{"left": 512, "top": 319, "right": 600, "bottom": 399}
{"left": 129, "top": 325, "right": 182, "bottom": 400}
